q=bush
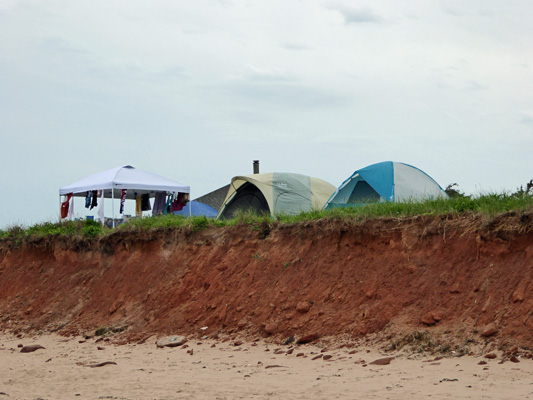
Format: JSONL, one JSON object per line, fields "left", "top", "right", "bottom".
{"left": 82, "top": 219, "right": 104, "bottom": 237}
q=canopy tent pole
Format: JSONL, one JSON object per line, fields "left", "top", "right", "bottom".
{"left": 111, "top": 188, "right": 115, "bottom": 228}
{"left": 58, "top": 195, "right": 61, "bottom": 223}
{"left": 189, "top": 190, "right": 191, "bottom": 217}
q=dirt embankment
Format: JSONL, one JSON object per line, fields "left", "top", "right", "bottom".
{"left": 0, "top": 212, "right": 532, "bottom": 352}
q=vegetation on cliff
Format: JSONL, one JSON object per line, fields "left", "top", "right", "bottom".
{"left": 1, "top": 184, "right": 532, "bottom": 240}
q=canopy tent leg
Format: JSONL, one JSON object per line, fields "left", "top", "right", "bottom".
{"left": 59, "top": 195, "right": 61, "bottom": 223}
{"left": 112, "top": 189, "right": 115, "bottom": 228}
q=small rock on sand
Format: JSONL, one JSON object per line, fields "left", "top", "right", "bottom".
{"left": 84, "top": 361, "right": 117, "bottom": 368}
{"left": 297, "top": 333, "right": 320, "bottom": 344}
{"left": 156, "top": 336, "right": 187, "bottom": 348}
{"left": 20, "top": 345, "right": 45, "bottom": 353}
{"left": 369, "top": 357, "right": 394, "bottom": 366}
{"left": 264, "top": 322, "right": 278, "bottom": 334}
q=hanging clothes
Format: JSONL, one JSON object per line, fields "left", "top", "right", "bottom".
{"left": 135, "top": 196, "right": 142, "bottom": 217}
{"left": 67, "top": 195, "right": 75, "bottom": 220}
{"left": 61, "top": 193, "right": 73, "bottom": 219}
{"left": 90, "top": 190, "right": 98, "bottom": 209}
{"left": 172, "top": 192, "right": 184, "bottom": 212}
{"left": 97, "top": 190, "right": 105, "bottom": 222}
{"left": 85, "top": 191, "right": 92, "bottom": 208}
{"left": 120, "top": 189, "right": 127, "bottom": 214}
{"left": 164, "top": 194, "right": 174, "bottom": 215}
{"left": 152, "top": 192, "right": 166, "bottom": 216}
{"left": 141, "top": 193, "right": 151, "bottom": 211}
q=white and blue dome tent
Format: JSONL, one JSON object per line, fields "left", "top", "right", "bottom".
{"left": 324, "top": 161, "right": 447, "bottom": 209}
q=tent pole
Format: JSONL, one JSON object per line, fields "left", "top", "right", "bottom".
{"left": 59, "top": 195, "right": 61, "bottom": 223}
{"left": 189, "top": 190, "right": 191, "bottom": 217}
{"left": 112, "top": 188, "right": 115, "bottom": 228}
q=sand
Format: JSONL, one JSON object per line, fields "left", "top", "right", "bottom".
{"left": 1, "top": 333, "right": 532, "bottom": 400}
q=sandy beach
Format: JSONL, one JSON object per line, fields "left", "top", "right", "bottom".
{"left": 1, "top": 333, "right": 532, "bottom": 400}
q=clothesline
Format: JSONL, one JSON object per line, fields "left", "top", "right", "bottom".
{"left": 59, "top": 165, "right": 191, "bottom": 226}
{"left": 60, "top": 190, "right": 190, "bottom": 225}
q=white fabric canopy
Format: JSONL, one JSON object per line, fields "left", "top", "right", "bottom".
{"left": 59, "top": 165, "right": 190, "bottom": 199}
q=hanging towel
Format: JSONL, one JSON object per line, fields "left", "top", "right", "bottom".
{"left": 172, "top": 193, "right": 184, "bottom": 212}
{"left": 120, "top": 189, "right": 127, "bottom": 214}
{"left": 97, "top": 190, "right": 105, "bottom": 222}
{"left": 164, "top": 194, "right": 174, "bottom": 215}
{"left": 141, "top": 193, "right": 151, "bottom": 211}
{"left": 67, "top": 195, "right": 75, "bottom": 220}
{"left": 135, "top": 197, "right": 142, "bottom": 217}
{"left": 152, "top": 192, "right": 166, "bottom": 216}
{"left": 90, "top": 190, "right": 98, "bottom": 209}
{"left": 61, "top": 193, "right": 73, "bottom": 219}
{"left": 85, "top": 191, "right": 91, "bottom": 208}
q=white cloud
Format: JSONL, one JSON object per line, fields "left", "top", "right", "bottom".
{"left": 329, "top": 5, "right": 385, "bottom": 24}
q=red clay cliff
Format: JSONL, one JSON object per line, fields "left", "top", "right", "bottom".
{"left": 0, "top": 212, "right": 532, "bottom": 352}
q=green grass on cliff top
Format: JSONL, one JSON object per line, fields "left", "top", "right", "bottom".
{"left": 1, "top": 191, "right": 532, "bottom": 240}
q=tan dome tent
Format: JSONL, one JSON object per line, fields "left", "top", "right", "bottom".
{"left": 217, "top": 172, "right": 336, "bottom": 219}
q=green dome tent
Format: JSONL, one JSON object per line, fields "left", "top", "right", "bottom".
{"left": 218, "top": 172, "right": 336, "bottom": 219}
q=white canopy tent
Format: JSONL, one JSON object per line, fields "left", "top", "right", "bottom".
{"left": 59, "top": 165, "right": 190, "bottom": 224}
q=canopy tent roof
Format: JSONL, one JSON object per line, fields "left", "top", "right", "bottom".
{"left": 59, "top": 165, "right": 190, "bottom": 200}
{"left": 218, "top": 172, "right": 336, "bottom": 219}
{"left": 324, "top": 161, "right": 447, "bottom": 209}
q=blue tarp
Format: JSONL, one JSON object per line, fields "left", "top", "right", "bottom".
{"left": 174, "top": 200, "right": 218, "bottom": 218}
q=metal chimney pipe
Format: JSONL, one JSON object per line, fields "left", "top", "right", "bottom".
{"left": 253, "top": 160, "right": 260, "bottom": 174}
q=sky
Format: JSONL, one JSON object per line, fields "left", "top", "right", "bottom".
{"left": 0, "top": 0, "right": 532, "bottom": 228}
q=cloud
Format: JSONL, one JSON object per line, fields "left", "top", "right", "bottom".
{"left": 280, "top": 42, "right": 312, "bottom": 51}
{"left": 462, "top": 81, "right": 487, "bottom": 92}
{"left": 245, "top": 65, "right": 297, "bottom": 83}
{"left": 228, "top": 80, "right": 350, "bottom": 109}
{"left": 39, "top": 37, "right": 89, "bottom": 54}
{"left": 329, "top": 5, "right": 384, "bottom": 24}
{"left": 519, "top": 111, "right": 533, "bottom": 124}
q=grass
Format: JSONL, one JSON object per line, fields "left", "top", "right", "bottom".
{"left": 1, "top": 192, "right": 532, "bottom": 240}
{"left": 276, "top": 192, "right": 533, "bottom": 224}
{"left": 0, "top": 219, "right": 108, "bottom": 240}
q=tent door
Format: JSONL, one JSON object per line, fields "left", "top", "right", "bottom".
{"left": 347, "top": 181, "right": 381, "bottom": 203}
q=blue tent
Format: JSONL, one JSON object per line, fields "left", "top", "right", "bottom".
{"left": 324, "top": 161, "right": 447, "bottom": 209}
{"left": 174, "top": 200, "right": 218, "bottom": 218}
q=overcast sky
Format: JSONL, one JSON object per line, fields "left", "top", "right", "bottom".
{"left": 1, "top": 0, "right": 532, "bottom": 228}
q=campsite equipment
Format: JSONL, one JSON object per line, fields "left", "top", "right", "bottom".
{"left": 217, "top": 172, "right": 335, "bottom": 219}
{"left": 324, "top": 161, "right": 447, "bottom": 209}
{"left": 59, "top": 165, "right": 190, "bottom": 225}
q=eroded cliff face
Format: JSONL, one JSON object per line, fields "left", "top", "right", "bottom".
{"left": 1, "top": 212, "right": 532, "bottom": 349}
